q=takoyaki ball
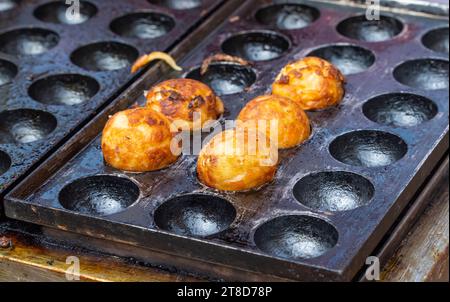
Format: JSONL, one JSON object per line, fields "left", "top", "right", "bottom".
{"left": 272, "top": 57, "right": 345, "bottom": 111}
{"left": 102, "top": 107, "right": 179, "bottom": 172}
{"left": 197, "top": 128, "right": 278, "bottom": 192}
{"left": 237, "top": 95, "right": 311, "bottom": 149}
{"left": 146, "top": 79, "right": 224, "bottom": 131}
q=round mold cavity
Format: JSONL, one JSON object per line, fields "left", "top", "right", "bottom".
{"left": 0, "top": 28, "right": 59, "bottom": 56}
{"left": 34, "top": 1, "right": 97, "bottom": 25}
{"left": 422, "top": 27, "right": 449, "bottom": 54}
{"left": 148, "top": 0, "right": 201, "bottom": 10}
{"left": 0, "top": 109, "right": 57, "bottom": 144}
{"left": 393, "top": 59, "right": 449, "bottom": 90}
{"left": 29, "top": 74, "right": 100, "bottom": 106}
{"left": 0, "top": 150, "right": 11, "bottom": 176}
{"left": 0, "top": 0, "right": 18, "bottom": 12}
{"left": 293, "top": 171, "right": 375, "bottom": 212}
{"left": 363, "top": 93, "right": 438, "bottom": 127}
{"left": 71, "top": 42, "right": 139, "bottom": 72}
{"left": 0, "top": 58, "right": 18, "bottom": 86}
{"left": 308, "top": 44, "right": 375, "bottom": 75}
{"left": 337, "top": 15, "right": 404, "bottom": 42}
{"left": 154, "top": 194, "right": 236, "bottom": 237}
{"left": 254, "top": 215, "right": 338, "bottom": 260}
{"left": 255, "top": 3, "right": 320, "bottom": 30}
{"left": 222, "top": 31, "right": 290, "bottom": 62}
{"left": 329, "top": 130, "right": 408, "bottom": 168}
{"left": 110, "top": 12, "right": 175, "bottom": 39}
{"left": 186, "top": 63, "right": 256, "bottom": 96}
{"left": 59, "top": 175, "right": 140, "bottom": 216}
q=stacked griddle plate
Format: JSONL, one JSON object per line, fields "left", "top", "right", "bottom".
{"left": 0, "top": 0, "right": 226, "bottom": 209}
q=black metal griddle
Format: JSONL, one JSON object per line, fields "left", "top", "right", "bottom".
{"left": 0, "top": 0, "right": 226, "bottom": 206}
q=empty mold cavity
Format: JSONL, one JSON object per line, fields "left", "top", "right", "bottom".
{"left": 363, "top": 93, "right": 438, "bottom": 127}
{"left": 0, "top": 28, "right": 59, "bottom": 56}
{"left": 0, "top": 109, "right": 57, "bottom": 144}
{"left": 148, "top": 0, "right": 201, "bottom": 10}
{"left": 111, "top": 12, "right": 175, "bottom": 39}
{"left": 308, "top": 44, "right": 375, "bottom": 75}
{"left": 29, "top": 74, "right": 100, "bottom": 106}
{"left": 154, "top": 194, "right": 236, "bottom": 237}
{"left": 34, "top": 1, "right": 97, "bottom": 25}
{"left": 254, "top": 215, "right": 338, "bottom": 260}
{"left": 393, "top": 59, "right": 449, "bottom": 90}
{"left": 222, "top": 31, "right": 290, "bottom": 62}
{"left": 255, "top": 3, "right": 320, "bottom": 30}
{"left": 329, "top": 130, "right": 407, "bottom": 168}
{"left": 422, "top": 27, "right": 449, "bottom": 54}
{"left": 0, "top": 58, "right": 18, "bottom": 86}
{"left": 59, "top": 175, "right": 140, "bottom": 216}
{"left": 186, "top": 63, "right": 256, "bottom": 95}
{"left": 0, "top": 0, "right": 18, "bottom": 12}
{"left": 293, "top": 171, "right": 374, "bottom": 212}
{"left": 337, "top": 15, "right": 403, "bottom": 42}
{"left": 0, "top": 150, "right": 11, "bottom": 176}
{"left": 71, "top": 42, "right": 139, "bottom": 72}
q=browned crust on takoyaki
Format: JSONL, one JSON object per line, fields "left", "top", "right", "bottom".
{"left": 197, "top": 129, "right": 278, "bottom": 192}
{"left": 272, "top": 57, "right": 345, "bottom": 111}
{"left": 146, "top": 79, "right": 224, "bottom": 131}
{"left": 102, "top": 107, "right": 179, "bottom": 172}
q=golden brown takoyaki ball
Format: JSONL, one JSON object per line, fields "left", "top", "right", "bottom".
{"left": 237, "top": 95, "right": 311, "bottom": 149}
{"left": 102, "top": 107, "right": 179, "bottom": 172}
{"left": 197, "top": 128, "right": 278, "bottom": 192}
{"left": 272, "top": 57, "right": 345, "bottom": 111}
{"left": 146, "top": 79, "right": 224, "bottom": 131}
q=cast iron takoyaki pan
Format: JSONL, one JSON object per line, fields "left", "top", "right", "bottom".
{"left": 0, "top": 0, "right": 225, "bottom": 206}
{"left": 5, "top": 0, "right": 449, "bottom": 281}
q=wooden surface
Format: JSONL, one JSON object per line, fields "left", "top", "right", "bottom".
{"left": 0, "top": 227, "right": 199, "bottom": 282}
{"left": 0, "top": 157, "right": 448, "bottom": 282}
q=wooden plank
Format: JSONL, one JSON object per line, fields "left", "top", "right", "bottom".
{"left": 0, "top": 229, "right": 199, "bottom": 282}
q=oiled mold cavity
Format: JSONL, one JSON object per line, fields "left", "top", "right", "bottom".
{"left": 293, "top": 172, "right": 374, "bottom": 212}
{"left": 255, "top": 4, "right": 320, "bottom": 30}
{"left": 0, "top": 28, "right": 59, "bottom": 56}
{"left": 59, "top": 175, "right": 140, "bottom": 216}
{"left": 329, "top": 130, "right": 407, "bottom": 168}
{"left": 29, "top": 74, "right": 100, "bottom": 106}
{"left": 308, "top": 44, "right": 375, "bottom": 75}
{"left": 34, "top": 1, "right": 97, "bottom": 25}
{"left": 254, "top": 215, "right": 338, "bottom": 260}
{"left": 422, "top": 27, "right": 449, "bottom": 54}
{"left": 148, "top": 0, "right": 201, "bottom": 10}
{"left": 154, "top": 194, "right": 236, "bottom": 237}
{"left": 0, "top": 151, "right": 11, "bottom": 176}
{"left": 0, "top": 0, "right": 18, "bottom": 12}
{"left": 110, "top": 12, "right": 175, "bottom": 39}
{"left": 222, "top": 31, "right": 290, "bottom": 62}
{"left": 393, "top": 59, "right": 449, "bottom": 90}
{"left": 363, "top": 93, "right": 438, "bottom": 127}
{"left": 0, "top": 59, "right": 18, "bottom": 86}
{"left": 71, "top": 42, "right": 139, "bottom": 71}
{"left": 337, "top": 15, "right": 403, "bottom": 42}
{"left": 186, "top": 63, "right": 256, "bottom": 95}
{"left": 0, "top": 109, "right": 57, "bottom": 144}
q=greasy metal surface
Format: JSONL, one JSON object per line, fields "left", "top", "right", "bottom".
{"left": 5, "top": 0, "right": 450, "bottom": 281}
{"left": 0, "top": 0, "right": 224, "bottom": 199}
